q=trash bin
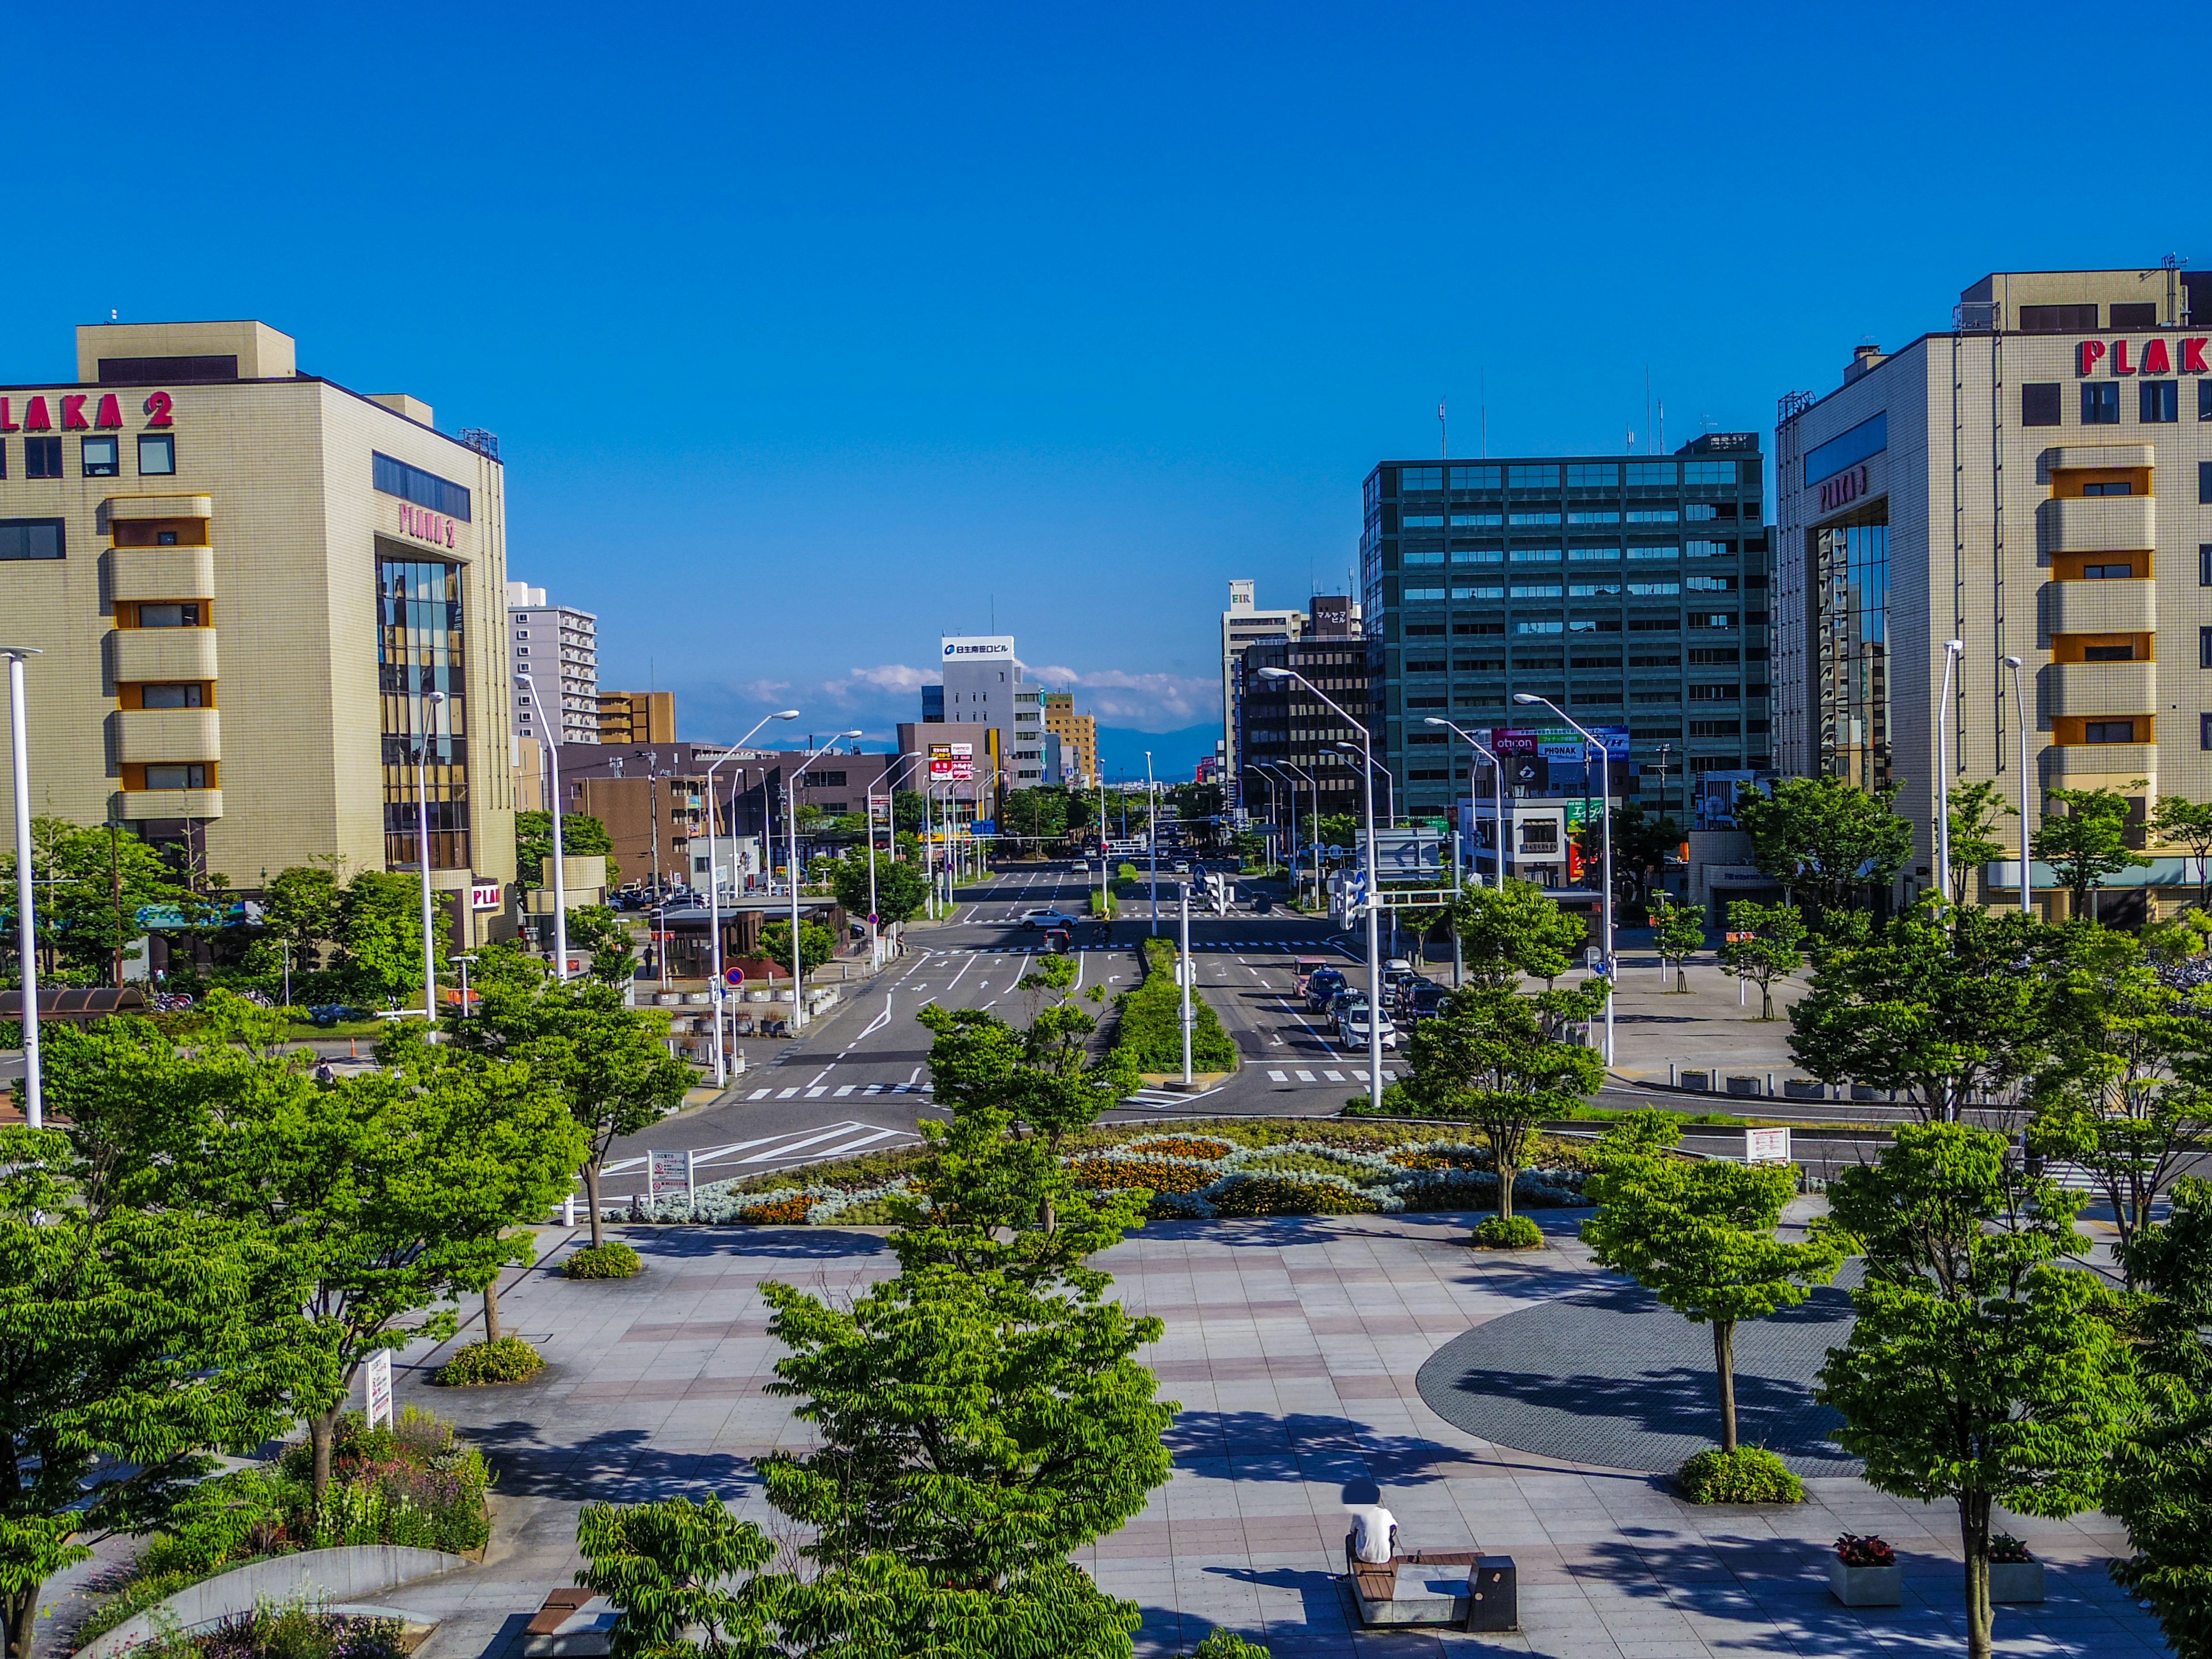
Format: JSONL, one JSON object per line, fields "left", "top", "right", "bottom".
{"left": 1465, "top": 1556, "right": 1518, "bottom": 1633}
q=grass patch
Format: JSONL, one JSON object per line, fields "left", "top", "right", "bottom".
{"left": 1109, "top": 940, "right": 1237, "bottom": 1073}
{"left": 1674, "top": 1446, "right": 1804, "bottom": 1504}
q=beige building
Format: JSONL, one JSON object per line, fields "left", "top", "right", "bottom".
{"left": 1042, "top": 691, "right": 1097, "bottom": 786}
{"left": 1220, "top": 579, "right": 1305, "bottom": 805}
{"left": 1775, "top": 263, "right": 2212, "bottom": 921}
{"left": 0, "top": 319, "right": 517, "bottom": 938}
{"left": 599, "top": 690, "right": 675, "bottom": 744}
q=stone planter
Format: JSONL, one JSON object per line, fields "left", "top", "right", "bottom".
{"left": 1827, "top": 1558, "right": 1903, "bottom": 1607}
{"left": 1989, "top": 1560, "right": 2045, "bottom": 1603}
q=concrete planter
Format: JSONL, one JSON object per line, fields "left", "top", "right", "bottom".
{"left": 77, "top": 1547, "right": 471, "bottom": 1659}
{"left": 1827, "top": 1559, "right": 1903, "bottom": 1607}
{"left": 1989, "top": 1560, "right": 2045, "bottom": 1603}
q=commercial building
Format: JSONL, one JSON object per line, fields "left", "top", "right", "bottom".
{"left": 937, "top": 634, "right": 1055, "bottom": 790}
{"left": 1220, "top": 581, "right": 1308, "bottom": 802}
{"left": 1232, "top": 608, "right": 1375, "bottom": 833}
{"left": 599, "top": 690, "right": 675, "bottom": 745}
{"left": 1362, "top": 442, "right": 1770, "bottom": 824}
{"left": 0, "top": 318, "right": 517, "bottom": 940}
{"left": 506, "top": 582, "right": 598, "bottom": 746}
{"left": 1042, "top": 691, "right": 1098, "bottom": 786}
{"left": 1774, "top": 262, "right": 2212, "bottom": 920}
{"left": 896, "top": 721, "right": 996, "bottom": 813}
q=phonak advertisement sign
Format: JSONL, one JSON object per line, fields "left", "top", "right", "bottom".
{"left": 1478, "top": 725, "right": 1630, "bottom": 762}
{"left": 928, "top": 742, "right": 975, "bottom": 782}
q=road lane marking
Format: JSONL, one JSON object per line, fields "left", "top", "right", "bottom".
{"left": 746, "top": 1088, "right": 770, "bottom": 1100}
{"left": 805, "top": 1086, "right": 828, "bottom": 1097}
{"left": 834, "top": 1084, "right": 855, "bottom": 1096}
{"left": 737, "top": 1122, "right": 890, "bottom": 1162}
{"left": 1295, "top": 1069, "right": 1316, "bottom": 1081}
{"left": 776, "top": 1087, "right": 800, "bottom": 1099}
{"left": 1268, "top": 1069, "right": 1287, "bottom": 1081}
{"left": 808, "top": 1066, "right": 834, "bottom": 1085}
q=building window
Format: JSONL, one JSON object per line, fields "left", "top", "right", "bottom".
{"left": 2201, "top": 463, "right": 2212, "bottom": 505}
{"left": 138, "top": 433, "right": 176, "bottom": 475}
{"left": 25, "top": 436, "right": 62, "bottom": 478}
{"left": 2203, "top": 713, "right": 2212, "bottom": 752}
{"left": 141, "top": 683, "right": 206, "bottom": 708}
{"left": 1565, "top": 463, "right": 1618, "bottom": 487}
{"left": 2201, "top": 626, "right": 2212, "bottom": 668}
{"left": 1400, "top": 465, "right": 1442, "bottom": 491}
{"left": 1507, "top": 464, "right": 1558, "bottom": 488}
{"left": 2081, "top": 482, "right": 2133, "bottom": 497}
{"left": 0, "top": 518, "right": 65, "bottom": 560}
{"left": 2020, "top": 303, "right": 2100, "bottom": 332}
{"left": 1682, "top": 460, "right": 1740, "bottom": 485}
{"left": 2086, "top": 644, "right": 2136, "bottom": 662}
{"left": 1449, "top": 464, "right": 1500, "bottom": 489}
{"left": 2084, "top": 383, "right": 2122, "bottom": 425}
{"left": 2111, "top": 302, "right": 2158, "bottom": 328}
{"left": 377, "top": 557, "right": 471, "bottom": 871}
{"left": 136, "top": 603, "right": 203, "bottom": 627}
{"left": 2200, "top": 544, "right": 2212, "bottom": 586}
{"left": 2141, "top": 380, "right": 2179, "bottom": 423}
{"left": 2022, "top": 383, "right": 2062, "bottom": 426}
{"left": 1520, "top": 822, "right": 1558, "bottom": 853}
{"left": 2200, "top": 380, "right": 2212, "bottom": 421}
{"left": 143, "top": 763, "right": 208, "bottom": 790}
{"left": 2084, "top": 720, "right": 2137, "bottom": 744}
{"left": 81, "top": 435, "right": 119, "bottom": 477}
{"left": 371, "top": 452, "right": 474, "bottom": 521}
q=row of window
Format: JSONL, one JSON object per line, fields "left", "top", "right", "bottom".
{"left": 1399, "top": 543, "right": 1747, "bottom": 565}
{"left": 0, "top": 433, "right": 176, "bottom": 480}
{"left": 2025, "top": 378, "right": 2212, "bottom": 426}
{"left": 1397, "top": 460, "right": 1745, "bottom": 491}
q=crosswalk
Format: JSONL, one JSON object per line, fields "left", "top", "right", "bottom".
{"left": 596, "top": 1120, "right": 922, "bottom": 1193}
{"left": 1263, "top": 1066, "right": 1407, "bottom": 1086}
{"left": 743, "top": 1082, "right": 929, "bottom": 1101}
{"left": 958, "top": 941, "right": 1344, "bottom": 955}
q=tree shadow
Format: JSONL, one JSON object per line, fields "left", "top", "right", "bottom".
{"left": 458, "top": 1420, "right": 757, "bottom": 1501}
{"left": 1164, "top": 1409, "right": 1478, "bottom": 1486}
{"left": 616, "top": 1227, "right": 894, "bottom": 1262}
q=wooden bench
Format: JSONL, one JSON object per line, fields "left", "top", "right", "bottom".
{"left": 523, "top": 1588, "right": 615, "bottom": 1657}
{"left": 1344, "top": 1536, "right": 1515, "bottom": 1633}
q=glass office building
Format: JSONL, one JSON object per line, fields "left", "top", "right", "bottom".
{"left": 1362, "top": 436, "right": 1770, "bottom": 821}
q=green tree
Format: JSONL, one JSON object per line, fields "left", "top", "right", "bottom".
{"left": 338, "top": 869, "right": 444, "bottom": 1005}
{"left": 998, "top": 787, "right": 1071, "bottom": 844}
{"left": 2034, "top": 782, "right": 2151, "bottom": 921}
{"left": 0, "top": 1124, "right": 310, "bottom": 1659}
{"left": 1450, "top": 877, "right": 1591, "bottom": 988}
{"left": 1946, "top": 781, "right": 2012, "bottom": 905}
{"left": 824, "top": 852, "right": 929, "bottom": 926}
{"left": 1581, "top": 1113, "right": 1842, "bottom": 1451}
{"left": 1732, "top": 775, "right": 1913, "bottom": 921}
{"left": 1405, "top": 982, "right": 1607, "bottom": 1221}
{"left": 514, "top": 810, "right": 617, "bottom": 891}
{"left": 1788, "top": 900, "right": 2069, "bottom": 1122}
{"left": 453, "top": 977, "right": 692, "bottom": 1249}
{"left": 262, "top": 863, "right": 346, "bottom": 974}
{"left": 761, "top": 918, "right": 836, "bottom": 974}
{"left": 1817, "top": 1123, "right": 2141, "bottom": 1659}
{"left": 565, "top": 904, "right": 637, "bottom": 983}
{"left": 1715, "top": 900, "right": 1805, "bottom": 1021}
{"left": 2152, "top": 796, "right": 2212, "bottom": 912}
{"left": 575, "top": 1495, "right": 772, "bottom": 1659}
{"left": 0, "top": 816, "right": 209, "bottom": 987}
{"left": 1575, "top": 805, "right": 1680, "bottom": 916}
{"left": 1651, "top": 893, "right": 1705, "bottom": 993}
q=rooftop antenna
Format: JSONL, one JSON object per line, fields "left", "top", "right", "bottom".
{"left": 1657, "top": 399, "right": 1665, "bottom": 454}
{"left": 1643, "top": 367, "right": 1652, "bottom": 456}
{"left": 1437, "top": 397, "right": 1447, "bottom": 459}
{"left": 1480, "top": 369, "right": 1487, "bottom": 459}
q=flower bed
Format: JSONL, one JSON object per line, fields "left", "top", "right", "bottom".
{"left": 130, "top": 1601, "right": 408, "bottom": 1659}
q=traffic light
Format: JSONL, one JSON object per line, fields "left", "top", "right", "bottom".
{"left": 1205, "top": 869, "right": 1231, "bottom": 915}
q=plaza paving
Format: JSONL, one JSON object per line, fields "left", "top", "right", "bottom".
{"left": 336, "top": 1209, "right": 2169, "bottom": 1658}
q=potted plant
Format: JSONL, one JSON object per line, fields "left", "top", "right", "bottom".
{"left": 1988, "top": 1533, "right": 2045, "bottom": 1604}
{"left": 1828, "top": 1533, "right": 1902, "bottom": 1607}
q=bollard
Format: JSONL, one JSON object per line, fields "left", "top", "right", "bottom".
{"left": 563, "top": 1194, "right": 576, "bottom": 1227}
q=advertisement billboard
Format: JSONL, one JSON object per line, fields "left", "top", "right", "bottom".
{"left": 927, "top": 742, "right": 975, "bottom": 782}
{"left": 1480, "top": 725, "right": 1630, "bottom": 762}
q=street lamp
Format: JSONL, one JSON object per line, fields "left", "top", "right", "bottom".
{"left": 1145, "top": 751, "right": 1158, "bottom": 936}
{"left": 1258, "top": 666, "right": 1384, "bottom": 1111}
{"left": 1515, "top": 692, "right": 1616, "bottom": 1067}
{"left": 787, "top": 731, "right": 863, "bottom": 1030}
{"left": 1424, "top": 717, "right": 1506, "bottom": 889}
{"left": 3, "top": 646, "right": 43, "bottom": 1128}
{"left": 865, "top": 751, "right": 923, "bottom": 967}
{"left": 1936, "top": 638, "right": 1964, "bottom": 906}
{"left": 517, "top": 672, "right": 571, "bottom": 982}
{"left": 1278, "top": 759, "right": 1321, "bottom": 908}
{"left": 416, "top": 688, "right": 449, "bottom": 1028}
{"left": 703, "top": 711, "right": 800, "bottom": 1085}
{"left": 2003, "top": 655, "right": 2032, "bottom": 915}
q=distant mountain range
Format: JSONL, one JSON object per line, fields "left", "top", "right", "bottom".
{"left": 1092, "top": 724, "right": 1217, "bottom": 786}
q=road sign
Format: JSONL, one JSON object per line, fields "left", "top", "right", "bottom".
{"left": 725, "top": 966, "right": 745, "bottom": 986}
{"left": 364, "top": 1350, "right": 393, "bottom": 1430}
{"left": 868, "top": 912, "right": 878, "bottom": 926}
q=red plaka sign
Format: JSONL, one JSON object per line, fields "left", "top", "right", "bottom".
{"left": 0, "top": 390, "right": 171, "bottom": 430}
{"left": 2078, "top": 338, "right": 2209, "bottom": 376}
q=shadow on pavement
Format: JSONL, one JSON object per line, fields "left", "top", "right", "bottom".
{"left": 624, "top": 1228, "right": 892, "bottom": 1262}
{"left": 1165, "top": 1410, "right": 1476, "bottom": 1487}
{"left": 464, "top": 1421, "right": 756, "bottom": 1501}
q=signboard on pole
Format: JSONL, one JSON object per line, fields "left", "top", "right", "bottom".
{"left": 647, "top": 1149, "right": 694, "bottom": 1205}
{"left": 1744, "top": 1127, "right": 1792, "bottom": 1165}
{"left": 364, "top": 1350, "right": 393, "bottom": 1430}
{"left": 1487, "top": 725, "right": 1630, "bottom": 761}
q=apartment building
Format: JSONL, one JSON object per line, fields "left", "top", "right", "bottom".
{"left": 506, "top": 582, "right": 597, "bottom": 745}
{"left": 598, "top": 690, "right": 675, "bottom": 745}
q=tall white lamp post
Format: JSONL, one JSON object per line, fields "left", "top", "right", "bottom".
{"left": 416, "top": 688, "right": 449, "bottom": 1027}
{"left": 865, "top": 751, "right": 923, "bottom": 967}
{"left": 702, "top": 710, "right": 800, "bottom": 1085}
{"left": 1516, "top": 693, "right": 1615, "bottom": 1067}
{"left": 2003, "top": 654, "right": 2032, "bottom": 915}
{"left": 1425, "top": 717, "right": 1505, "bottom": 888}
{"left": 1936, "top": 638, "right": 1964, "bottom": 906}
{"left": 787, "top": 731, "right": 863, "bottom": 1031}
{"left": 3, "top": 647, "right": 43, "bottom": 1128}
{"left": 518, "top": 671, "right": 572, "bottom": 981}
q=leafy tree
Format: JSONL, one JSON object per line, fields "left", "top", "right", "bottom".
{"left": 1946, "top": 781, "right": 2012, "bottom": 906}
{"left": 1451, "top": 877, "right": 1590, "bottom": 988}
{"left": 998, "top": 786, "right": 1071, "bottom": 843}
{"left": 339, "top": 869, "right": 443, "bottom": 1005}
{"left": 1581, "top": 1113, "right": 1842, "bottom": 1451}
{"left": 2153, "top": 796, "right": 2212, "bottom": 912}
{"left": 1405, "top": 982, "right": 1607, "bottom": 1221}
{"left": 1816, "top": 1123, "right": 2141, "bottom": 1659}
{"left": 0, "top": 816, "right": 209, "bottom": 987}
{"left": 0, "top": 1124, "right": 310, "bottom": 1659}
{"left": 262, "top": 863, "right": 346, "bottom": 972}
{"left": 1788, "top": 900, "right": 2069, "bottom": 1122}
{"left": 1575, "top": 805, "right": 1680, "bottom": 915}
{"left": 2143, "top": 906, "right": 2212, "bottom": 973}
{"left": 564, "top": 904, "right": 637, "bottom": 984}
{"left": 824, "top": 851, "right": 929, "bottom": 926}
{"left": 2034, "top": 782, "right": 2151, "bottom": 921}
{"left": 575, "top": 1494, "right": 773, "bottom": 1659}
{"left": 453, "top": 977, "right": 691, "bottom": 1249}
{"left": 762, "top": 918, "right": 836, "bottom": 974}
{"left": 1652, "top": 893, "right": 1705, "bottom": 993}
{"left": 514, "top": 810, "right": 616, "bottom": 891}
{"left": 1715, "top": 900, "right": 1805, "bottom": 1021}
{"left": 891, "top": 790, "right": 928, "bottom": 834}
{"left": 1300, "top": 812, "right": 1359, "bottom": 856}
{"left": 1732, "top": 775, "right": 1912, "bottom": 920}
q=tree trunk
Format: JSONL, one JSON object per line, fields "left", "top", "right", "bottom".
{"left": 1960, "top": 1491, "right": 1994, "bottom": 1659}
{"left": 1675, "top": 963, "right": 1688, "bottom": 994}
{"left": 1758, "top": 978, "right": 1774, "bottom": 1021}
{"left": 483, "top": 1276, "right": 504, "bottom": 1344}
{"left": 6, "top": 1583, "right": 42, "bottom": 1659}
{"left": 1712, "top": 1320, "right": 1738, "bottom": 1452}
{"left": 309, "top": 1404, "right": 341, "bottom": 1503}
{"left": 1497, "top": 1155, "right": 1517, "bottom": 1222}
{"left": 584, "top": 1160, "right": 605, "bottom": 1249}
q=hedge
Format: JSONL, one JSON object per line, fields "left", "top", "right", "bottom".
{"left": 1110, "top": 939, "right": 1238, "bottom": 1073}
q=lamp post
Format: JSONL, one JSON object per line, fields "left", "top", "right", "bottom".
{"left": 788, "top": 731, "right": 863, "bottom": 1030}
{"left": 3, "top": 647, "right": 43, "bottom": 1128}
{"left": 703, "top": 711, "right": 800, "bottom": 1085}
{"left": 1516, "top": 693, "right": 1615, "bottom": 1067}
{"left": 1282, "top": 760, "right": 1321, "bottom": 908}
{"left": 866, "top": 751, "right": 923, "bottom": 967}
{"left": 1145, "top": 751, "right": 1158, "bottom": 936}
{"left": 517, "top": 672, "right": 571, "bottom": 982}
{"left": 1424, "top": 718, "right": 1506, "bottom": 889}
{"left": 2003, "top": 654, "right": 2032, "bottom": 915}
{"left": 1936, "top": 638, "right": 1964, "bottom": 906}
{"left": 416, "top": 688, "right": 449, "bottom": 1028}
{"left": 1259, "top": 666, "right": 1383, "bottom": 1110}
{"left": 1178, "top": 877, "right": 1194, "bottom": 1086}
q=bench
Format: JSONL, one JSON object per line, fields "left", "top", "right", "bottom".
{"left": 522, "top": 1588, "right": 616, "bottom": 1657}
{"left": 1344, "top": 1536, "right": 1517, "bottom": 1633}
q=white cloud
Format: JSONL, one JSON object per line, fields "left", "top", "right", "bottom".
{"left": 830, "top": 662, "right": 941, "bottom": 696}
{"left": 1027, "top": 666, "right": 1219, "bottom": 728}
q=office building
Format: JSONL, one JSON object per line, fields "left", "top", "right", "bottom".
{"left": 1774, "top": 262, "right": 2212, "bottom": 919}
{"left": 599, "top": 690, "right": 675, "bottom": 745}
{"left": 1362, "top": 441, "right": 1770, "bottom": 823}
{"left": 0, "top": 318, "right": 517, "bottom": 937}
{"left": 506, "top": 582, "right": 598, "bottom": 746}
{"left": 1232, "top": 621, "right": 1374, "bottom": 830}
{"left": 1220, "top": 581, "right": 1308, "bottom": 802}
{"left": 937, "top": 634, "right": 1050, "bottom": 790}
{"left": 1042, "top": 690, "right": 1098, "bottom": 785}
{"left": 921, "top": 683, "right": 945, "bottom": 722}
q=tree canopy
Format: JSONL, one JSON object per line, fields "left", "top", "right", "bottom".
{"left": 2034, "top": 783, "right": 2152, "bottom": 919}
{"left": 1732, "top": 775, "right": 1913, "bottom": 919}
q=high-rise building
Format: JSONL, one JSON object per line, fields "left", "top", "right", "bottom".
{"left": 1774, "top": 262, "right": 2212, "bottom": 919}
{"left": 1362, "top": 443, "right": 1770, "bottom": 822}
{"left": 0, "top": 318, "right": 517, "bottom": 930}
{"left": 598, "top": 690, "right": 675, "bottom": 745}
{"left": 938, "top": 635, "right": 1047, "bottom": 790}
{"left": 506, "top": 582, "right": 598, "bottom": 746}
{"left": 1042, "top": 690, "right": 1097, "bottom": 785}
{"left": 1233, "top": 631, "right": 1373, "bottom": 829}
{"left": 1220, "top": 581, "right": 1306, "bottom": 803}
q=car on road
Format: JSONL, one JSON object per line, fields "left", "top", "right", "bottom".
{"left": 1336, "top": 1001, "right": 1399, "bottom": 1050}
{"left": 1291, "top": 957, "right": 1332, "bottom": 994}
{"left": 1402, "top": 982, "right": 1455, "bottom": 1023}
{"left": 1019, "top": 908, "right": 1084, "bottom": 931}
{"left": 1303, "top": 967, "right": 1348, "bottom": 1010}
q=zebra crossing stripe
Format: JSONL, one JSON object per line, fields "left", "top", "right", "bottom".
{"left": 1295, "top": 1069, "right": 1316, "bottom": 1081}
{"left": 805, "top": 1086, "right": 828, "bottom": 1098}
{"left": 862, "top": 1084, "right": 882, "bottom": 1094}
{"left": 834, "top": 1084, "right": 855, "bottom": 1097}
{"left": 777, "top": 1088, "right": 800, "bottom": 1099}
{"left": 1268, "top": 1069, "right": 1287, "bottom": 1081}
{"left": 746, "top": 1088, "right": 770, "bottom": 1101}
{"left": 1324, "top": 1069, "right": 1344, "bottom": 1081}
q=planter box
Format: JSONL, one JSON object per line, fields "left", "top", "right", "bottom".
{"left": 1679, "top": 1070, "right": 1712, "bottom": 1092}
{"left": 1989, "top": 1560, "right": 2045, "bottom": 1603}
{"left": 1828, "top": 1559, "right": 1903, "bottom": 1607}
{"left": 1726, "top": 1075, "right": 1763, "bottom": 1097}
{"left": 1783, "top": 1079, "right": 1825, "bottom": 1099}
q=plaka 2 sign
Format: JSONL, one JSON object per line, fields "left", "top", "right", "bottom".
{"left": 396, "top": 500, "right": 458, "bottom": 548}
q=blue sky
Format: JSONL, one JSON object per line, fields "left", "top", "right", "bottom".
{"left": 6, "top": 2, "right": 2203, "bottom": 777}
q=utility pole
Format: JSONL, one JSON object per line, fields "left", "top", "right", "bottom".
{"left": 1179, "top": 878, "right": 1193, "bottom": 1085}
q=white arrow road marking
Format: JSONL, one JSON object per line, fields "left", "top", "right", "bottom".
{"left": 857, "top": 994, "right": 895, "bottom": 1040}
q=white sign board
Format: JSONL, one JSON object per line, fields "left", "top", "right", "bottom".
{"left": 469, "top": 881, "right": 503, "bottom": 911}
{"left": 1744, "top": 1127, "right": 1792, "bottom": 1166}
{"left": 647, "top": 1149, "right": 694, "bottom": 1204}
{"left": 364, "top": 1349, "right": 393, "bottom": 1430}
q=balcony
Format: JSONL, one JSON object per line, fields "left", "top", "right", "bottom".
{"left": 108, "top": 627, "right": 218, "bottom": 682}
{"left": 2039, "top": 661, "right": 2155, "bottom": 720}
{"left": 2041, "top": 578, "right": 2154, "bottom": 637}
{"left": 111, "top": 709, "right": 221, "bottom": 764}
{"left": 108, "top": 493, "right": 214, "bottom": 522}
{"left": 2039, "top": 495, "right": 2154, "bottom": 556}
{"left": 2043, "top": 743, "right": 2154, "bottom": 783}
{"left": 104, "top": 547, "right": 215, "bottom": 603}
{"left": 117, "top": 788, "right": 222, "bottom": 820}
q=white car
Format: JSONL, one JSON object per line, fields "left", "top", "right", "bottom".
{"left": 1338, "top": 1003, "right": 1399, "bottom": 1051}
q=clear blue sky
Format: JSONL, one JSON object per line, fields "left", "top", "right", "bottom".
{"left": 7, "top": 2, "right": 2202, "bottom": 773}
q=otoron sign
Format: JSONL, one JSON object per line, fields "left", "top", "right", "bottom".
{"left": 2079, "top": 338, "right": 2209, "bottom": 376}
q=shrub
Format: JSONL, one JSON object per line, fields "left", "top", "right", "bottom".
{"left": 432, "top": 1336, "right": 545, "bottom": 1387}
{"left": 1675, "top": 1446, "right": 1804, "bottom": 1505}
{"left": 1210, "top": 1175, "right": 1376, "bottom": 1218}
{"left": 565, "top": 1241, "right": 642, "bottom": 1278}
{"left": 1834, "top": 1532, "right": 1896, "bottom": 1567}
{"left": 198, "top": 1603, "right": 407, "bottom": 1659}
{"left": 1469, "top": 1214, "right": 1544, "bottom": 1249}
{"left": 1109, "top": 940, "right": 1238, "bottom": 1073}
{"left": 1192, "top": 1631, "right": 1272, "bottom": 1658}
{"left": 1989, "top": 1532, "right": 2034, "bottom": 1564}
{"left": 737, "top": 1194, "right": 813, "bottom": 1224}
